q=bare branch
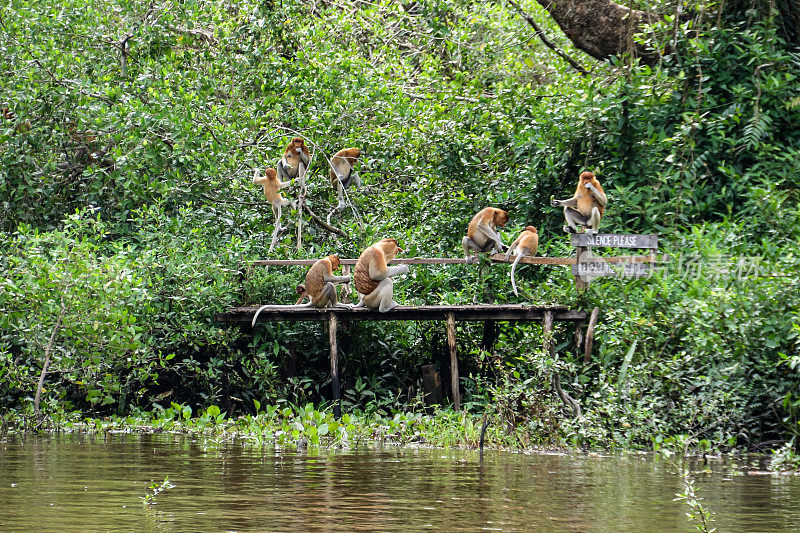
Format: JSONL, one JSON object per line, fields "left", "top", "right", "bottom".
{"left": 506, "top": 0, "right": 590, "bottom": 76}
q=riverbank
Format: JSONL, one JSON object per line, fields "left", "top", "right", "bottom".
{"left": 4, "top": 404, "right": 799, "bottom": 473}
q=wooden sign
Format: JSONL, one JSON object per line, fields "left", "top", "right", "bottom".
{"left": 571, "top": 233, "right": 658, "bottom": 249}
{"left": 572, "top": 260, "right": 652, "bottom": 278}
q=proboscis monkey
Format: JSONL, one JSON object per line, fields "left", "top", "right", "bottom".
{"left": 329, "top": 147, "right": 362, "bottom": 210}
{"left": 251, "top": 255, "right": 351, "bottom": 326}
{"left": 276, "top": 137, "right": 310, "bottom": 184}
{"left": 253, "top": 167, "right": 294, "bottom": 223}
{"left": 299, "top": 254, "right": 351, "bottom": 308}
{"left": 462, "top": 207, "right": 510, "bottom": 264}
{"left": 353, "top": 238, "right": 409, "bottom": 312}
{"left": 253, "top": 167, "right": 294, "bottom": 251}
{"left": 505, "top": 226, "right": 539, "bottom": 296}
{"left": 295, "top": 284, "right": 310, "bottom": 305}
{"left": 550, "top": 171, "right": 607, "bottom": 234}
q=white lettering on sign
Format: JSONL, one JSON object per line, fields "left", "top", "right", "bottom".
{"left": 588, "top": 234, "right": 640, "bottom": 247}
{"left": 573, "top": 262, "right": 651, "bottom": 278}
{"left": 572, "top": 233, "right": 658, "bottom": 249}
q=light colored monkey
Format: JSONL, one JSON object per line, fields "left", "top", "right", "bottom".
{"left": 276, "top": 137, "right": 310, "bottom": 184}
{"left": 253, "top": 167, "right": 294, "bottom": 252}
{"left": 462, "top": 207, "right": 510, "bottom": 264}
{"left": 253, "top": 167, "right": 294, "bottom": 224}
{"left": 505, "top": 226, "right": 539, "bottom": 296}
{"left": 353, "top": 238, "right": 409, "bottom": 313}
{"left": 550, "top": 171, "right": 607, "bottom": 235}
{"left": 251, "top": 255, "right": 350, "bottom": 326}
{"left": 329, "top": 147, "right": 362, "bottom": 210}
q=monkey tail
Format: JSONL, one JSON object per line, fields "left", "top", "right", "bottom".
{"left": 251, "top": 304, "right": 270, "bottom": 327}
{"left": 510, "top": 253, "right": 524, "bottom": 296}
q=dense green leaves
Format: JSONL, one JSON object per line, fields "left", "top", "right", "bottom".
{"left": 1, "top": 0, "right": 799, "bottom": 455}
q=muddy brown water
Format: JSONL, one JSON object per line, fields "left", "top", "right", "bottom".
{"left": 1, "top": 433, "right": 798, "bottom": 532}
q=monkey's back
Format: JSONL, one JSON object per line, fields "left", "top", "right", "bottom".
{"left": 521, "top": 232, "right": 539, "bottom": 255}
{"left": 253, "top": 170, "right": 283, "bottom": 203}
{"left": 354, "top": 246, "right": 380, "bottom": 295}
{"left": 328, "top": 147, "right": 361, "bottom": 187}
{"left": 467, "top": 208, "right": 492, "bottom": 246}
{"left": 304, "top": 261, "right": 326, "bottom": 296}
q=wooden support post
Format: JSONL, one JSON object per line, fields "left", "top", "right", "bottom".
{"left": 584, "top": 306, "right": 599, "bottom": 362}
{"left": 329, "top": 313, "right": 341, "bottom": 419}
{"left": 574, "top": 244, "right": 589, "bottom": 291}
{"left": 340, "top": 264, "right": 352, "bottom": 304}
{"left": 446, "top": 312, "right": 460, "bottom": 411}
{"left": 238, "top": 266, "right": 247, "bottom": 306}
{"left": 574, "top": 320, "right": 585, "bottom": 358}
{"left": 542, "top": 310, "right": 554, "bottom": 356}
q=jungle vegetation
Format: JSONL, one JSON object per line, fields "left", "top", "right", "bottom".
{"left": 1, "top": 0, "right": 798, "bottom": 461}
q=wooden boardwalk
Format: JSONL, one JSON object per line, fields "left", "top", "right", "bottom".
{"left": 217, "top": 233, "right": 658, "bottom": 416}
{"left": 220, "top": 304, "right": 586, "bottom": 324}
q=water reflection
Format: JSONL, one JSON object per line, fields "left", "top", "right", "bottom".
{"left": 0, "top": 434, "right": 798, "bottom": 532}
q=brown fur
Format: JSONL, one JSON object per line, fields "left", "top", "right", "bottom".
{"left": 329, "top": 147, "right": 361, "bottom": 187}
{"left": 282, "top": 137, "right": 310, "bottom": 177}
{"left": 510, "top": 226, "right": 539, "bottom": 256}
{"left": 303, "top": 255, "right": 341, "bottom": 306}
{"left": 295, "top": 283, "right": 309, "bottom": 304}
{"left": 574, "top": 171, "right": 605, "bottom": 217}
{"left": 354, "top": 238, "right": 402, "bottom": 295}
{"left": 467, "top": 207, "right": 509, "bottom": 246}
{"left": 252, "top": 168, "right": 286, "bottom": 204}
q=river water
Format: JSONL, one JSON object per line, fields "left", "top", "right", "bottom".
{"left": 1, "top": 433, "right": 798, "bottom": 532}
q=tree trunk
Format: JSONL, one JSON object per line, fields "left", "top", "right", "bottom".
{"left": 535, "top": 0, "right": 659, "bottom": 64}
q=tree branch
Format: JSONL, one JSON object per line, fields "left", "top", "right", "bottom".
{"left": 304, "top": 203, "right": 348, "bottom": 238}
{"left": 34, "top": 300, "right": 65, "bottom": 425}
{"left": 506, "top": 0, "right": 590, "bottom": 77}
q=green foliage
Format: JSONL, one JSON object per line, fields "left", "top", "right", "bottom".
{"left": 0, "top": 0, "right": 799, "bottom": 459}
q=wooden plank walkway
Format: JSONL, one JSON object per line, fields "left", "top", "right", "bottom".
{"left": 248, "top": 253, "right": 657, "bottom": 268}
{"left": 220, "top": 304, "right": 587, "bottom": 324}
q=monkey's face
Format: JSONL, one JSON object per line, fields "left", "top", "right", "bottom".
{"left": 328, "top": 255, "right": 341, "bottom": 270}
{"left": 296, "top": 284, "right": 307, "bottom": 296}
{"left": 495, "top": 210, "right": 510, "bottom": 228}
{"left": 580, "top": 172, "right": 596, "bottom": 188}
{"left": 291, "top": 138, "right": 305, "bottom": 149}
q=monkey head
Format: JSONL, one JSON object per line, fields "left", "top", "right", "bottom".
{"left": 326, "top": 254, "right": 341, "bottom": 270}
{"left": 296, "top": 284, "right": 307, "bottom": 296}
{"left": 579, "top": 171, "right": 596, "bottom": 188}
{"left": 494, "top": 209, "right": 510, "bottom": 228}
{"left": 377, "top": 238, "right": 403, "bottom": 261}
{"left": 524, "top": 225, "right": 538, "bottom": 234}
{"left": 290, "top": 137, "right": 306, "bottom": 152}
